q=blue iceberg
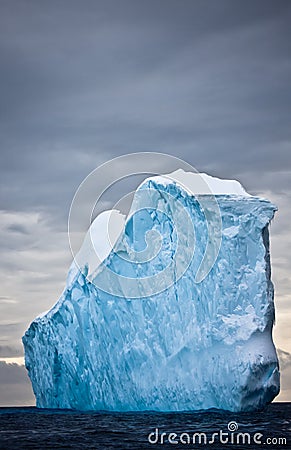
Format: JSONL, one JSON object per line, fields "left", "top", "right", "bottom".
{"left": 23, "top": 170, "right": 280, "bottom": 411}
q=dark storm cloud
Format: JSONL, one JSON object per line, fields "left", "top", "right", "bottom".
{"left": 0, "top": 0, "right": 291, "bottom": 218}
{"left": 6, "top": 223, "right": 29, "bottom": 235}
{"left": 0, "top": 362, "right": 34, "bottom": 406}
{"left": 0, "top": 345, "right": 22, "bottom": 358}
{"left": 0, "top": 362, "right": 28, "bottom": 384}
{"left": 0, "top": 323, "right": 23, "bottom": 332}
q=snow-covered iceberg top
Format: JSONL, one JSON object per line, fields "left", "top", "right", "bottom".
{"left": 146, "top": 169, "right": 251, "bottom": 197}
{"left": 67, "top": 209, "right": 126, "bottom": 283}
{"left": 69, "top": 169, "right": 252, "bottom": 283}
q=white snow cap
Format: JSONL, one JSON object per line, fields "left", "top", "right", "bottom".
{"left": 151, "top": 169, "right": 251, "bottom": 197}
{"left": 71, "top": 210, "right": 126, "bottom": 278}
{"left": 71, "top": 170, "right": 249, "bottom": 279}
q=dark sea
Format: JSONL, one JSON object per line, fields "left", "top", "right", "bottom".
{"left": 0, "top": 402, "right": 290, "bottom": 450}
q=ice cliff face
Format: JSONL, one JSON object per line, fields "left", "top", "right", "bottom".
{"left": 23, "top": 171, "right": 280, "bottom": 412}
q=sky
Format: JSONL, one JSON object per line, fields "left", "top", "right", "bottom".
{"left": 0, "top": 0, "right": 290, "bottom": 406}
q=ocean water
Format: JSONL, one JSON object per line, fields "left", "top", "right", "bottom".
{"left": 0, "top": 402, "right": 290, "bottom": 449}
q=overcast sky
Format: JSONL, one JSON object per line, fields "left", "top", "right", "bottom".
{"left": 0, "top": 0, "right": 290, "bottom": 406}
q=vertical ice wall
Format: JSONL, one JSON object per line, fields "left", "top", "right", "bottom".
{"left": 23, "top": 172, "right": 280, "bottom": 411}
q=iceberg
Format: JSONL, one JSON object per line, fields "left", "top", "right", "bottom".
{"left": 23, "top": 170, "right": 280, "bottom": 411}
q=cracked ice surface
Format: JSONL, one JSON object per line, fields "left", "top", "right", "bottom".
{"left": 23, "top": 171, "right": 280, "bottom": 411}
